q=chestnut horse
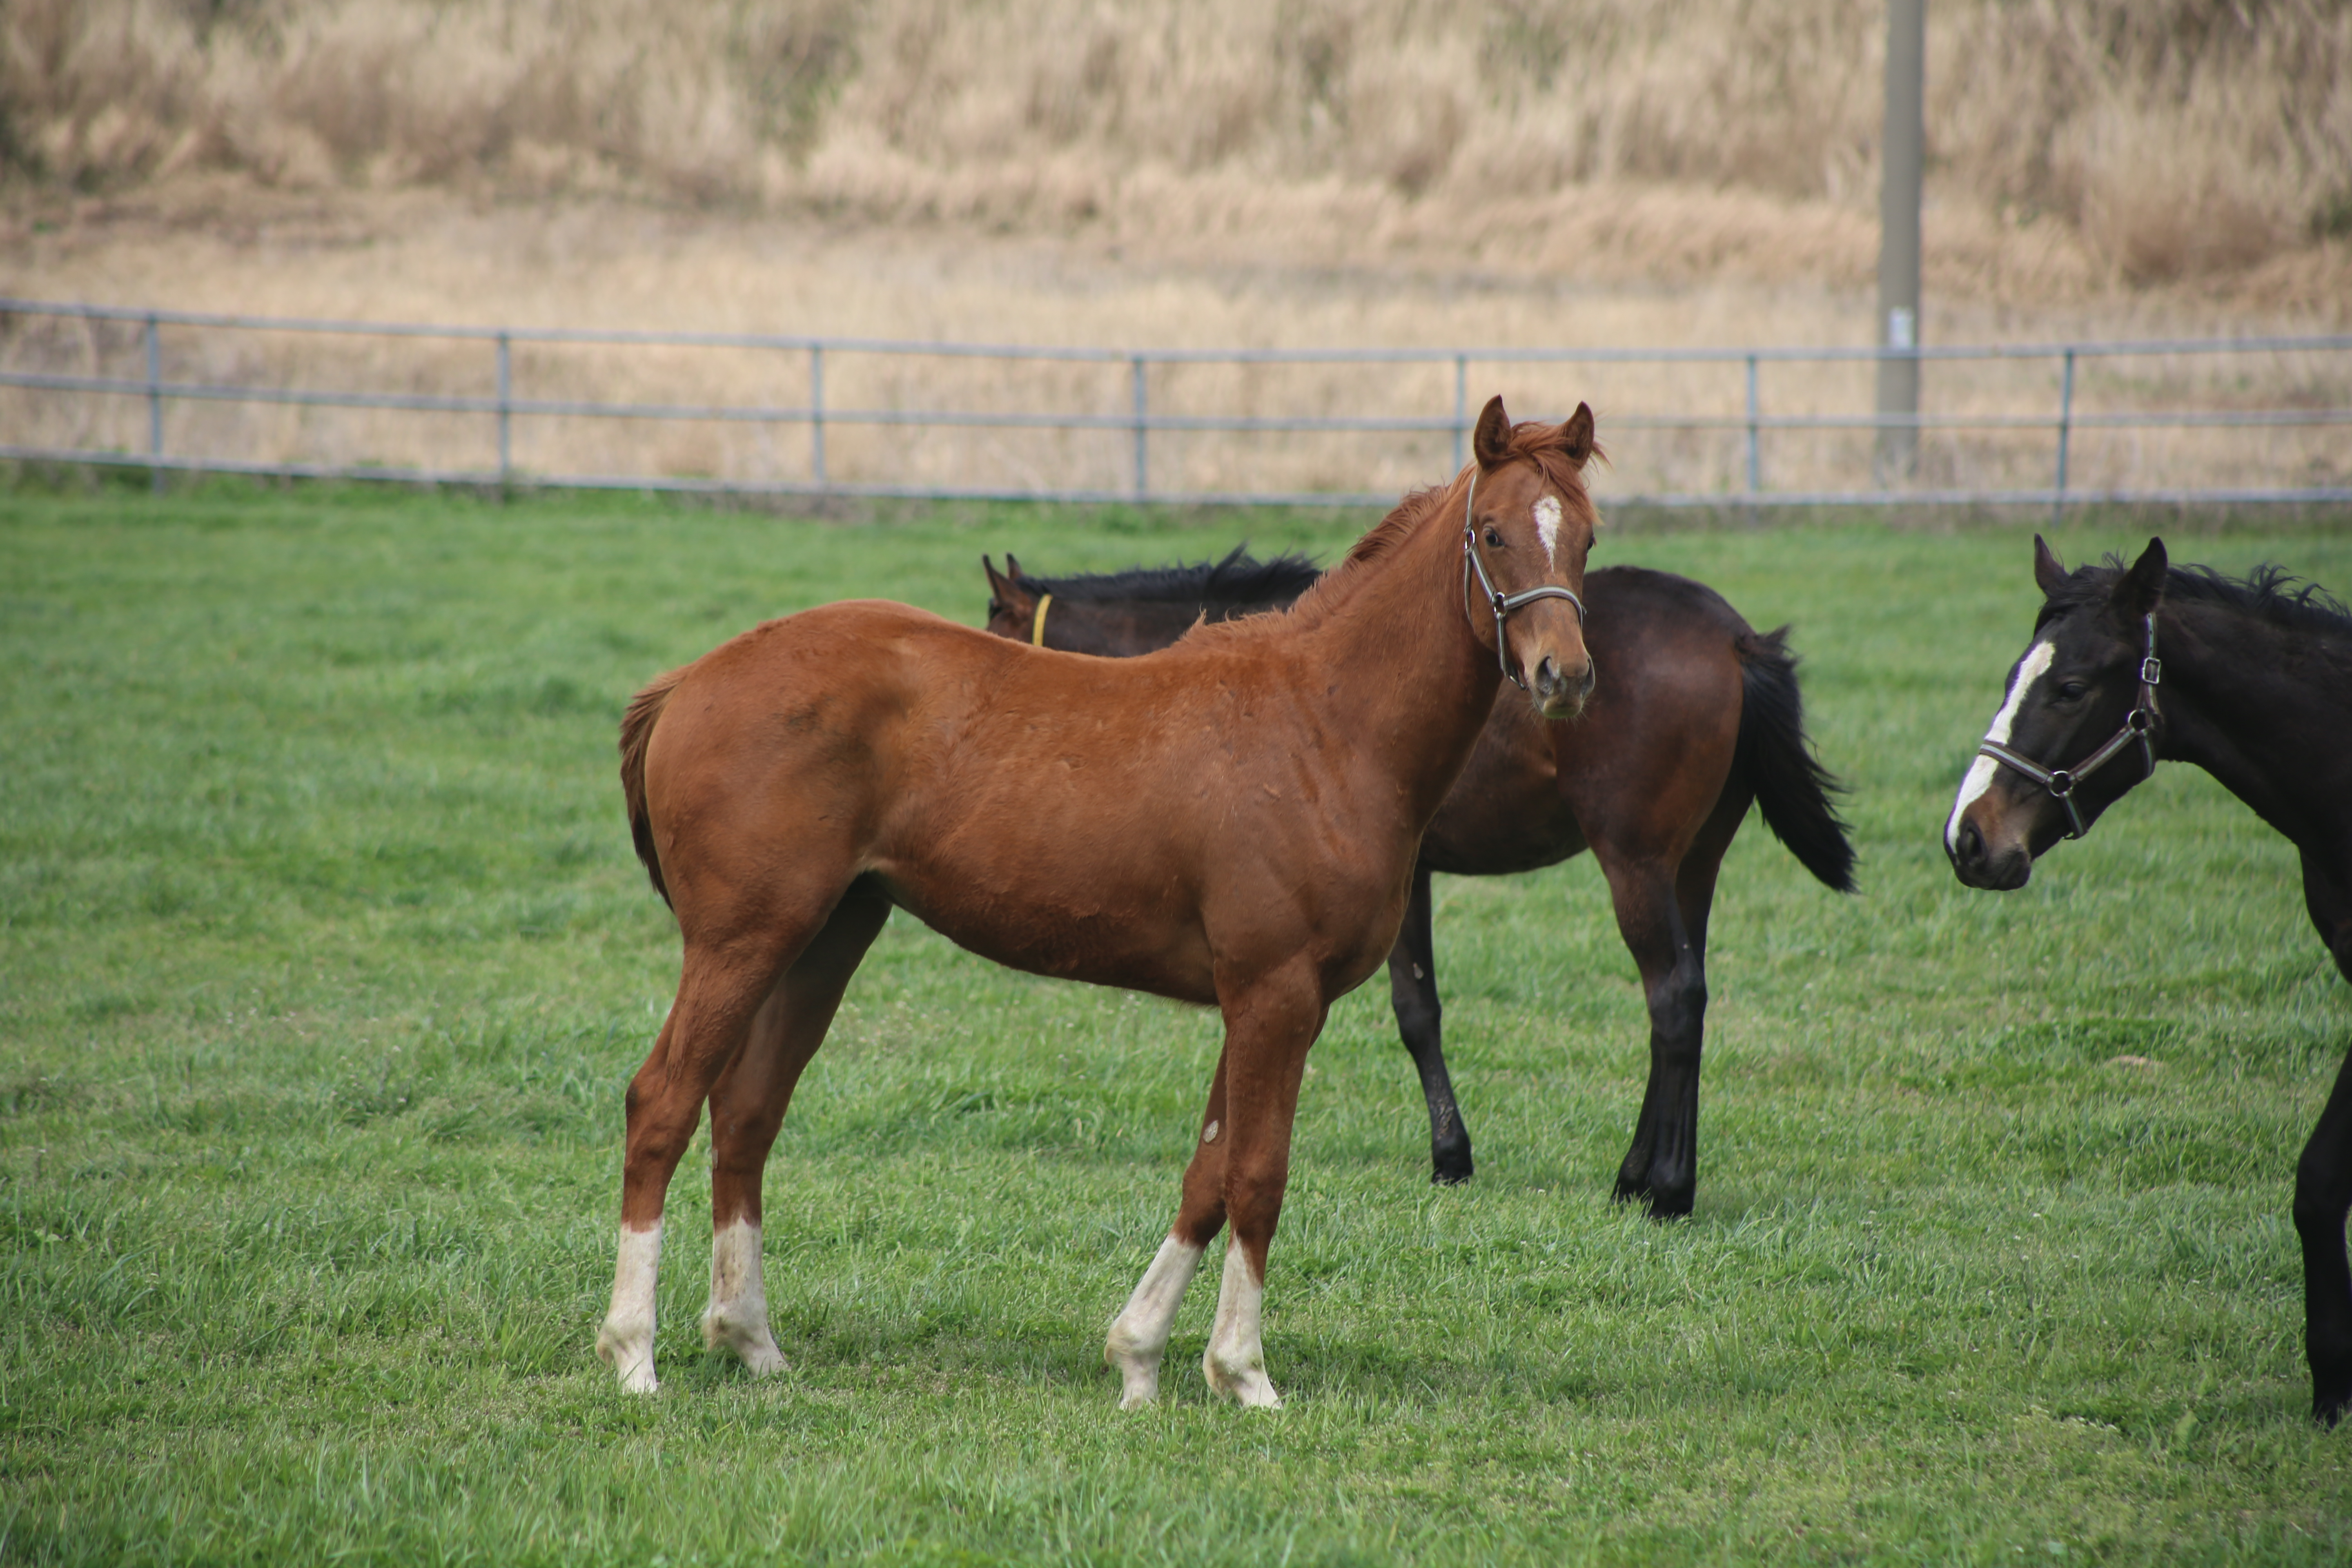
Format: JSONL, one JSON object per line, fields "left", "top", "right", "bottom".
{"left": 981, "top": 550, "right": 1856, "bottom": 1210}
{"left": 599, "top": 397, "right": 1598, "bottom": 1408}
{"left": 1946, "top": 537, "right": 2352, "bottom": 1424}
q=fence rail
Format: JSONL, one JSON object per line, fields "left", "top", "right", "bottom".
{"left": 4, "top": 296, "right": 2349, "bottom": 509}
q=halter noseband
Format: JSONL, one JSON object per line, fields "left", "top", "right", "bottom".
{"left": 1976, "top": 611, "right": 2163, "bottom": 840}
{"left": 1460, "top": 466, "right": 1588, "bottom": 690}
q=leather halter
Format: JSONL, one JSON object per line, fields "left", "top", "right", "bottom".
{"left": 1460, "top": 466, "right": 1587, "bottom": 691}
{"left": 1976, "top": 611, "right": 2163, "bottom": 840}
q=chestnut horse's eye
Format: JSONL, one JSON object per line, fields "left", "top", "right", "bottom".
{"left": 1483, "top": 526, "right": 1504, "bottom": 548}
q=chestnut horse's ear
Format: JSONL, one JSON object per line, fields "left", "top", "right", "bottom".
{"left": 2032, "top": 534, "right": 2069, "bottom": 597}
{"left": 1472, "top": 395, "right": 1512, "bottom": 469}
{"left": 1557, "top": 402, "right": 1596, "bottom": 469}
{"left": 2116, "top": 537, "right": 2168, "bottom": 617}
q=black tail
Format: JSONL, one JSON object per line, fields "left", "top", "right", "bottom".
{"left": 1734, "top": 627, "right": 1857, "bottom": 893}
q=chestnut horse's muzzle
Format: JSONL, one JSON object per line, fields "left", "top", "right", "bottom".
{"left": 1530, "top": 646, "right": 1596, "bottom": 717}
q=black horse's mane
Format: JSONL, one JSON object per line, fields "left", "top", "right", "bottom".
{"left": 2042, "top": 557, "right": 2352, "bottom": 641}
{"left": 1011, "top": 543, "right": 1323, "bottom": 607}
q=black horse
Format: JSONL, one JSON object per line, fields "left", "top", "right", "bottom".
{"left": 1947, "top": 535, "right": 2352, "bottom": 1425}
{"left": 983, "top": 546, "right": 1855, "bottom": 1214}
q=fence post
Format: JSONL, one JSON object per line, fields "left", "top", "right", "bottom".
{"left": 1744, "top": 353, "right": 1761, "bottom": 496}
{"left": 145, "top": 312, "right": 163, "bottom": 494}
{"left": 495, "top": 332, "right": 512, "bottom": 490}
{"left": 2052, "top": 347, "right": 2075, "bottom": 525}
{"left": 1131, "top": 355, "right": 1148, "bottom": 501}
{"left": 1453, "top": 355, "right": 1467, "bottom": 473}
{"left": 810, "top": 345, "right": 826, "bottom": 490}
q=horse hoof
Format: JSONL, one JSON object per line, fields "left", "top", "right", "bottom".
{"left": 1431, "top": 1162, "right": 1474, "bottom": 1187}
{"left": 2316, "top": 1386, "right": 2351, "bottom": 1428}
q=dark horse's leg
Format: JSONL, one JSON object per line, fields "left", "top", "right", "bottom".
{"left": 1606, "top": 783, "right": 1747, "bottom": 1218}
{"left": 700, "top": 877, "right": 893, "bottom": 1372}
{"left": 2293, "top": 861, "right": 2352, "bottom": 1424}
{"left": 1386, "top": 861, "right": 1475, "bottom": 1183}
{"left": 2296, "top": 1045, "right": 2352, "bottom": 1425}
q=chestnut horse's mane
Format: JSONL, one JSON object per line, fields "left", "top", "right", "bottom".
{"left": 1200, "top": 419, "right": 1606, "bottom": 641}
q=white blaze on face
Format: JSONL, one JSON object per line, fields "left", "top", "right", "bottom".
{"left": 1533, "top": 494, "right": 1564, "bottom": 567}
{"left": 1945, "top": 638, "right": 2056, "bottom": 852}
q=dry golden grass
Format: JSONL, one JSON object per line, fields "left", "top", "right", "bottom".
{"left": 8, "top": 0, "right": 2350, "bottom": 292}
{"left": 4, "top": 3, "right": 2348, "bottom": 497}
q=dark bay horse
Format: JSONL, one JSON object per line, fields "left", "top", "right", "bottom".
{"left": 1946, "top": 536, "right": 2352, "bottom": 1424}
{"left": 600, "top": 398, "right": 1599, "bottom": 1408}
{"left": 982, "top": 550, "right": 1855, "bottom": 1212}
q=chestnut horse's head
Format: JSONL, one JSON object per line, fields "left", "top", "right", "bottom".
{"left": 1463, "top": 394, "right": 1604, "bottom": 720}
{"left": 1946, "top": 535, "right": 2169, "bottom": 889}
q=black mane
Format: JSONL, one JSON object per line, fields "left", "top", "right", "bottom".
{"left": 2040, "top": 558, "right": 2352, "bottom": 641}
{"left": 1011, "top": 543, "right": 1323, "bottom": 608}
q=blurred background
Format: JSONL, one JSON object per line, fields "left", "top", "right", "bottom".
{"left": 4, "top": 0, "right": 2348, "bottom": 498}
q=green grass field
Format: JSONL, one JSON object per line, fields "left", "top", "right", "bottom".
{"left": 3, "top": 477, "right": 2349, "bottom": 1565}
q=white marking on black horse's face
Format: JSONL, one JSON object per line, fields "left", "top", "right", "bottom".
{"left": 1945, "top": 637, "right": 2056, "bottom": 853}
{"left": 1533, "top": 495, "right": 1564, "bottom": 568}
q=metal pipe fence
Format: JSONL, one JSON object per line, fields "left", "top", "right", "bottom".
{"left": 3, "top": 296, "right": 2349, "bottom": 509}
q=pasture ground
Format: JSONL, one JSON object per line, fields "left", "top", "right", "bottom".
{"left": 2, "top": 476, "right": 2349, "bottom": 1564}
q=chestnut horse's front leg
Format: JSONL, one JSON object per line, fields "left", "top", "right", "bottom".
{"left": 1200, "top": 969, "right": 1325, "bottom": 1409}
{"left": 1105, "top": 1048, "right": 1227, "bottom": 1409}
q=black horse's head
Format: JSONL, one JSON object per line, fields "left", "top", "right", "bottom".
{"left": 1946, "top": 535, "right": 2168, "bottom": 890}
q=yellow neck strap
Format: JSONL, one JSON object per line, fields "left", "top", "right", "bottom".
{"left": 1029, "top": 593, "right": 1053, "bottom": 647}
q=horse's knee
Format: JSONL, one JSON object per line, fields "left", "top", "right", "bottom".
{"left": 1645, "top": 963, "right": 1707, "bottom": 1051}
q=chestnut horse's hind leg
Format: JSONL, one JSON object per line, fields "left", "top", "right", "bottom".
{"left": 1386, "top": 862, "right": 1476, "bottom": 1185}
{"left": 701, "top": 878, "right": 893, "bottom": 1375}
{"left": 2295, "top": 1042, "right": 2352, "bottom": 1425}
{"left": 596, "top": 886, "right": 848, "bottom": 1392}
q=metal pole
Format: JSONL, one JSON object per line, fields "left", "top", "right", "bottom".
{"left": 2053, "top": 347, "right": 2075, "bottom": 525}
{"left": 1744, "top": 354, "right": 1761, "bottom": 494}
{"left": 1131, "top": 355, "right": 1148, "bottom": 501}
{"left": 495, "top": 332, "right": 512, "bottom": 488}
{"left": 145, "top": 313, "right": 163, "bottom": 493}
{"left": 809, "top": 345, "right": 826, "bottom": 490}
{"left": 1453, "top": 354, "right": 1468, "bottom": 472}
{"left": 1874, "top": 0, "right": 1924, "bottom": 486}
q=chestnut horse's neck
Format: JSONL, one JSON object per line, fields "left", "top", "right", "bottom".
{"left": 1286, "top": 473, "right": 1503, "bottom": 818}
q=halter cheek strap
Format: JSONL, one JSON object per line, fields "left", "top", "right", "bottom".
{"left": 1976, "top": 610, "right": 2163, "bottom": 840}
{"left": 1029, "top": 593, "right": 1053, "bottom": 647}
{"left": 1459, "top": 466, "right": 1588, "bottom": 691}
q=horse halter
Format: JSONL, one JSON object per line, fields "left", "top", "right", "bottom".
{"left": 1459, "top": 466, "right": 1588, "bottom": 690}
{"left": 1976, "top": 611, "right": 2163, "bottom": 840}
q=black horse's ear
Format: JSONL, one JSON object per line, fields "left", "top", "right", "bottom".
{"left": 1557, "top": 402, "right": 1596, "bottom": 468}
{"left": 2116, "top": 537, "right": 2168, "bottom": 617}
{"left": 1472, "top": 395, "right": 1512, "bottom": 469}
{"left": 983, "top": 555, "right": 1032, "bottom": 615}
{"left": 2032, "top": 534, "right": 2069, "bottom": 597}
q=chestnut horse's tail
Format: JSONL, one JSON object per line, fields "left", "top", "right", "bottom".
{"left": 1734, "top": 628, "right": 1858, "bottom": 894}
{"left": 619, "top": 666, "right": 688, "bottom": 907}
